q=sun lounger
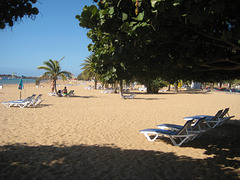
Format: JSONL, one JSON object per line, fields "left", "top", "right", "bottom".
{"left": 122, "top": 94, "right": 136, "bottom": 99}
{"left": 2, "top": 94, "right": 36, "bottom": 108}
{"left": 84, "top": 86, "right": 93, "bottom": 90}
{"left": 184, "top": 109, "right": 234, "bottom": 129}
{"left": 156, "top": 117, "right": 207, "bottom": 140}
{"left": 49, "top": 92, "right": 56, "bottom": 96}
{"left": 101, "top": 88, "right": 114, "bottom": 94}
{"left": 7, "top": 96, "right": 33, "bottom": 108}
{"left": 196, "top": 108, "right": 229, "bottom": 120}
{"left": 140, "top": 119, "right": 199, "bottom": 146}
{"left": 157, "top": 117, "right": 206, "bottom": 133}
{"left": 27, "top": 94, "right": 43, "bottom": 107}
{"left": 67, "top": 90, "right": 74, "bottom": 97}
{"left": 201, "top": 108, "right": 235, "bottom": 126}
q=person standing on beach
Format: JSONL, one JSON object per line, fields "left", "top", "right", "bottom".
{"left": 51, "top": 80, "right": 54, "bottom": 93}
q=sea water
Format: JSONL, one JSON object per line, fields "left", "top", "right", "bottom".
{"left": 0, "top": 78, "right": 36, "bottom": 85}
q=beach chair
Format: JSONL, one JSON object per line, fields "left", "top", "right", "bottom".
{"left": 49, "top": 92, "right": 56, "bottom": 96}
{"left": 5, "top": 96, "right": 33, "bottom": 108}
{"left": 139, "top": 119, "right": 198, "bottom": 146}
{"left": 67, "top": 90, "right": 74, "bottom": 97}
{"left": 27, "top": 94, "right": 43, "bottom": 107}
{"left": 157, "top": 117, "right": 207, "bottom": 133}
{"left": 156, "top": 117, "right": 207, "bottom": 140}
{"left": 122, "top": 94, "right": 136, "bottom": 99}
{"left": 2, "top": 94, "right": 36, "bottom": 108}
{"left": 203, "top": 108, "right": 235, "bottom": 126}
{"left": 184, "top": 109, "right": 223, "bottom": 129}
{"left": 107, "top": 89, "right": 114, "bottom": 94}
{"left": 202, "top": 108, "right": 229, "bottom": 120}
{"left": 101, "top": 88, "right": 113, "bottom": 94}
{"left": 101, "top": 89, "right": 108, "bottom": 93}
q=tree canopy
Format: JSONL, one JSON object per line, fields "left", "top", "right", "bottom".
{"left": 0, "top": 0, "right": 39, "bottom": 29}
{"left": 76, "top": 0, "right": 240, "bottom": 92}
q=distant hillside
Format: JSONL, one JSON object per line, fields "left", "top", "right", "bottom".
{"left": 0, "top": 74, "right": 37, "bottom": 79}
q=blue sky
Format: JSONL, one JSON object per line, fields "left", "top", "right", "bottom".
{"left": 0, "top": 0, "right": 96, "bottom": 77}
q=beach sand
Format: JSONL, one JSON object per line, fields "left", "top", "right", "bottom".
{"left": 0, "top": 81, "right": 240, "bottom": 179}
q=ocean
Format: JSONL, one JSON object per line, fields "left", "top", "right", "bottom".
{"left": 0, "top": 78, "right": 36, "bottom": 85}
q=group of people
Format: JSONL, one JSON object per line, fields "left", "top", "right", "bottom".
{"left": 51, "top": 81, "right": 68, "bottom": 97}
{"left": 58, "top": 87, "right": 68, "bottom": 97}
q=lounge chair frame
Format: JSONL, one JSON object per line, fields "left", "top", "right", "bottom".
{"left": 140, "top": 120, "right": 197, "bottom": 146}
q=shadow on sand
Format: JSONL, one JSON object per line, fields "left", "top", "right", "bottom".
{"left": 159, "top": 120, "right": 240, "bottom": 176}
{"left": 1, "top": 120, "right": 240, "bottom": 179}
{"left": 133, "top": 97, "right": 166, "bottom": 100}
{"left": 67, "top": 95, "right": 97, "bottom": 99}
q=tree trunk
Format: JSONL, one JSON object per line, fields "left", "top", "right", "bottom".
{"left": 119, "top": 80, "right": 123, "bottom": 98}
{"left": 229, "top": 81, "right": 232, "bottom": 89}
{"left": 168, "top": 84, "right": 171, "bottom": 91}
{"left": 174, "top": 81, "right": 179, "bottom": 93}
{"left": 219, "top": 82, "right": 222, "bottom": 88}
{"left": 114, "top": 82, "right": 118, "bottom": 93}
{"left": 95, "top": 79, "right": 98, "bottom": 89}
{"left": 54, "top": 79, "right": 58, "bottom": 94}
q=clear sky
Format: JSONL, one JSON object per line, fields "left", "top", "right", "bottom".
{"left": 0, "top": 0, "right": 96, "bottom": 77}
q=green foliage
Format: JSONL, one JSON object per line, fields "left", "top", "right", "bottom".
{"left": 37, "top": 57, "right": 73, "bottom": 93}
{"left": 0, "top": 0, "right": 39, "bottom": 29}
{"left": 76, "top": 0, "right": 240, "bottom": 94}
{"left": 146, "top": 78, "right": 168, "bottom": 94}
{"left": 80, "top": 54, "right": 101, "bottom": 81}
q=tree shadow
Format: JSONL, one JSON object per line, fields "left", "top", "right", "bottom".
{"left": 59, "top": 96, "right": 97, "bottom": 98}
{"left": 29, "top": 104, "right": 53, "bottom": 108}
{"left": 134, "top": 97, "right": 166, "bottom": 100}
{"left": 71, "top": 95, "right": 97, "bottom": 98}
{"left": 127, "top": 91, "right": 175, "bottom": 95}
{"left": 3, "top": 104, "right": 53, "bottom": 109}
{"left": 0, "top": 140, "right": 239, "bottom": 179}
{"left": 178, "top": 91, "right": 210, "bottom": 94}
{"left": 186, "top": 120, "right": 240, "bottom": 168}
{"left": 159, "top": 120, "right": 240, "bottom": 175}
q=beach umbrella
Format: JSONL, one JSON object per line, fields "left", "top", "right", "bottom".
{"left": 18, "top": 76, "right": 24, "bottom": 99}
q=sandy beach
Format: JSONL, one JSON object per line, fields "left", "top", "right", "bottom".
{"left": 0, "top": 81, "right": 240, "bottom": 179}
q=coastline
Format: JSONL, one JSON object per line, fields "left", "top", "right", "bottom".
{"left": 0, "top": 78, "right": 37, "bottom": 85}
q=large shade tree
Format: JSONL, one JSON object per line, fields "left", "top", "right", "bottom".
{"left": 0, "top": 0, "right": 39, "bottom": 29}
{"left": 77, "top": 0, "right": 240, "bottom": 93}
{"left": 37, "top": 57, "right": 73, "bottom": 93}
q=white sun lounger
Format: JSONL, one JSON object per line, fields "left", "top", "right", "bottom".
{"left": 27, "top": 94, "right": 43, "bottom": 107}
{"left": 140, "top": 119, "right": 198, "bottom": 146}
{"left": 122, "top": 94, "right": 136, "bottom": 99}
{"left": 2, "top": 94, "right": 36, "bottom": 108}
{"left": 183, "top": 109, "right": 234, "bottom": 129}
{"left": 156, "top": 117, "right": 207, "bottom": 140}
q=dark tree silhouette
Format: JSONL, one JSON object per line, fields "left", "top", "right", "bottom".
{"left": 0, "top": 0, "right": 39, "bottom": 29}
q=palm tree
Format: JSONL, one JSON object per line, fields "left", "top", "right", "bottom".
{"left": 37, "top": 57, "right": 73, "bottom": 93}
{"left": 81, "top": 55, "right": 100, "bottom": 89}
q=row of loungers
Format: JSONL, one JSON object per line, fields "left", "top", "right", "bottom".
{"left": 139, "top": 108, "right": 235, "bottom": 146}
{"left": 2, "top": 94, "right": 42, "bottom": 108}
